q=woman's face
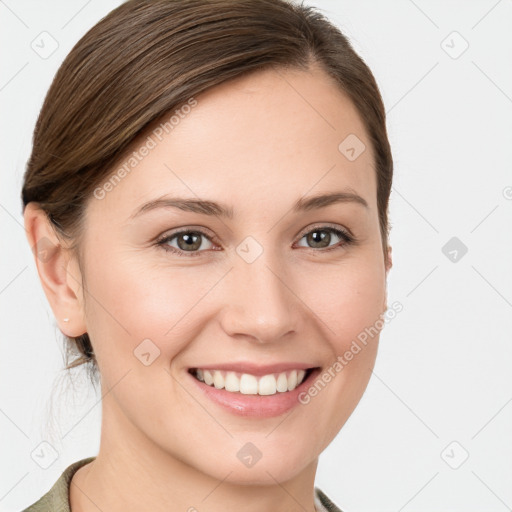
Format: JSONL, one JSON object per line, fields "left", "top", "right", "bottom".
{"left": 75, "top": 64, "right": 390, "bottom": 483}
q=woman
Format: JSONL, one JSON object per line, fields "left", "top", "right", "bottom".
{"left": 21, "top": 0, "right": 393, "bottom": 510}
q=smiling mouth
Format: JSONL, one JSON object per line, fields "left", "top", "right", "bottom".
{"left": 188, "top": 367, "right": 317, "bottom": 396}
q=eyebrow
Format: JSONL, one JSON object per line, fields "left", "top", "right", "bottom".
{"left": 129, "top": 189, "right": 368, "bottom": 220}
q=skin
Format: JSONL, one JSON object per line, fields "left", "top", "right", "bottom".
{"left": 25, "top": 63, "right": 392, "bottom": 512}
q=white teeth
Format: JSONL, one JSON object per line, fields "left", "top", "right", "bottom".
{"left": 193, "top": 368, "right": 310, "bottom": 395}
{"left": 203, "top": 369, "right": 213, "bottom": 386}
{"left": 240, "top": 373, "right": 258, "bottom": 394}
{"left": 276, "top": 372, "right": 288, "bottom": 392}
{"left": 287, "top": 370, "right": 297, "bottom": 391}
{"left": 213, "top": 371, "right": 224, "bottom": 389}
{"left": 224, "top": 371, "right": 240, "bottom": 392}
{"left": 258, "top": 374, "right": 277, "bottom": 395}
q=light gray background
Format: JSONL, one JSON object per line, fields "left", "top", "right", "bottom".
{"left": 1, "top": 1, "right": 511, "bottom": 511}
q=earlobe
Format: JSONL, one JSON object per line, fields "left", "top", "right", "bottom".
{"left": 23, "top": 203, "right": 87, "bottom": 337}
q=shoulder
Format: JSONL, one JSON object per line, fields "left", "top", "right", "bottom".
{"left": 21, "top": 457, "right": 96, "bottom": 512}
{"left": 314, "top": 487, "right": 344, "bottom": 512}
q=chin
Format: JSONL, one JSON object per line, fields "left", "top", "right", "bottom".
{"left": 196, "top": 444, "right": 315, "bottom": 486}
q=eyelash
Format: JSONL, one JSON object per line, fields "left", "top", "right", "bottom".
{"left": 156, "top": 225, "right": 355, "bottom": 257}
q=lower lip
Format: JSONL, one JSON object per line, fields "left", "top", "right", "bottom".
{"left": 187, "top": 368, "right": 321, "bottom": 418}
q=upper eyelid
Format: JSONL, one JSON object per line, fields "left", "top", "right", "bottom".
{"left": 295, "top": 222, "right": 352, "bottom": 239}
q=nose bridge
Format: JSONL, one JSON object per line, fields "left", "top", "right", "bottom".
{"left": 219, "top": 245, "right": 300, "bottom": 343}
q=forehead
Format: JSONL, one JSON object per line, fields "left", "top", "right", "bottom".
{"left": 87, "top": 64, "right": 376, "bottom": 222}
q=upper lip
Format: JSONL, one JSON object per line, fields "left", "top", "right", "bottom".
{"left": 189, "top": 362, "right": 319, "bottom": 376}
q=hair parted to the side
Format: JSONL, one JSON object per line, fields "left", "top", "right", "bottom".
{"left": 21, "top": 0, "right": 393, "bottom": 373}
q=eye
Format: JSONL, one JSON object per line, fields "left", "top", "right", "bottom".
{"left": 157, "top": 229, "right": 215, "bottom": 256}
{"left": 295, "top": 225, "right": 353, "bottom": 251}
{"left": 156, "top": 224, "right": 354, "bottom": 257}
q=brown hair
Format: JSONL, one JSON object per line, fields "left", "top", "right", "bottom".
{"left": 21, "top": 0, "right": 393, "bottom": 373}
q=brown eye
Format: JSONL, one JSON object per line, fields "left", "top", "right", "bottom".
{"left": 296, "top": 227, "right": 352, "bottom": 250}
{"left": 176, "top": 232, "right": 202, "bottom": 251}
{"left": 305, "top": 230, "right": 331, "bottom": 248}
{"left": 158, "top": 230, "right": 214, "bottom": 256}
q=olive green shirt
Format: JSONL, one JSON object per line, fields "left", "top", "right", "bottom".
{"left": 22, "top": 457, "right": 342, "bottom": 511}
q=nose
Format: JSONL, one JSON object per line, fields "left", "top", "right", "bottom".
{"left": 218, "top": 250, "right": 302, "bottom": 345}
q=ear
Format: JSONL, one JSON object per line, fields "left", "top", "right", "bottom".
{"left": 23, "top": 203, "right": 87, "bottom": 337}
{"left": 382, "top": 245, "right": 393, "bottom": 313}
{"left": 385, "top": 245, "right": 393, "bottom": 274}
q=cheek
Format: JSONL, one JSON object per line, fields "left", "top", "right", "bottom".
{"left": 291, "top": 251, "right": 386, "bottom": 440}
{"left": 297, "top": 251, "right": 386, "bottom": 351}
{"left": 82, "top": 245, "right": 226, "bottom": 367}
{"left": 81, "top": 249, "right": 219, "bottom": 432}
